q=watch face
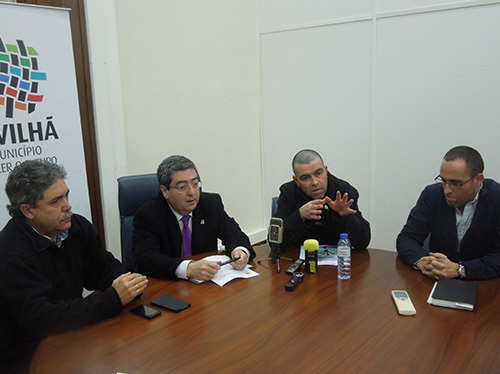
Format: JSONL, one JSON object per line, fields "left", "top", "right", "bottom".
{"left": 459, "top": 264, "right": 466, "bottom": 278}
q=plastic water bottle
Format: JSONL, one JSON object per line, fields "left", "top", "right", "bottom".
{"left": 337, "top": 233, "right": 351, "bottom": 279}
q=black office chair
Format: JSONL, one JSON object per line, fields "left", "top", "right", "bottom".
{"left": 117, "top": 173, "right": 160, "bottom": 271}
{"left": 271, "top": 196, "right": 278, "bottom": 217}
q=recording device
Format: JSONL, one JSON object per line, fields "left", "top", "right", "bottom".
{"left": 286, "top": 259, "right": 304, "bottom": 275}
{"left": 268, "top": 217, "right": 284, "bottom": 264}
{"left": 152, "top": 295, "right": 191, "bottom": 313}
{"left": 257, "top": 217, "right": 293, "bottom": 273}
{"left": 130, "top": 304, "right": 162, "bottom": 319}
{"left": 391, "top": 290, "right": 416, "bottom": 316}
{"left": 269, "top": 217, "right": 283, "bottom": 244}
{"left": 285, "top": 272, "right": 304, "bottom": 291}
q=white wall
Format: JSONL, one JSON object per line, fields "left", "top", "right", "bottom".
{"left": 85, "top": 0, "right": 500, "bottom": 259}
{"left": 260, "top": 0, "right": 500, "bottom": 251}
{"left": 85, "top": 1, "right": 264, "bottom": 259}
{"left": 85, "top": 0, "right": 128, "bottom": 259}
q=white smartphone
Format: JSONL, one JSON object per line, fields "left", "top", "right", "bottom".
{"left": 391, "top": 290, "right": 416, "bottom": 316}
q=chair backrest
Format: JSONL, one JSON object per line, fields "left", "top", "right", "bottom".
{"left": 271, "top": 196, "right": 278, "bottom": 217}
{"left": 117, "top": 173, "right": 160, "bottom": 271}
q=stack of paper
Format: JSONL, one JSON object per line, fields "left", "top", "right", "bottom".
{"left": 190, "top": 255, "right": 259, "bottom": 287}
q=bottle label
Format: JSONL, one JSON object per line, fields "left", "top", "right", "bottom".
{"left": 306, "top": 250, "right": 318, "bottom": 273}
{"left": 338, "top": 246, "right": 350, "bottom": 257}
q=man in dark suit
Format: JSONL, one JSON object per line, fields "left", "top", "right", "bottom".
{"left": 397, "top": 146, "right": 500, "bottom": 280}
{"left": 133, "top": 155, "right": 255, "bottom": 281}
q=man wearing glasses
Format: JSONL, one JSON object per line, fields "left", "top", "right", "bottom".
{"left": 133, "top": 155, "right": 254, "bottom": 281}
{"left": 397, "top": 146, "right": 500, "bottom": 280}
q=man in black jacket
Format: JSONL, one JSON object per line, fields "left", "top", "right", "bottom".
{"left": 0, "top": 160, "right": 148, "bottom": 374}
{"left": 133, "top": 155, "right": 255, "bottom": 281}
{"left": 276, "top": 149, "right": 371, "bottom": 250}
{"left": 397, "top": 146, "right": 500, "bottom": 280}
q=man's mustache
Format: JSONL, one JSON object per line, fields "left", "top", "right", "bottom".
{"left": 61, "top": 211, "right": 73, "bottom": 221}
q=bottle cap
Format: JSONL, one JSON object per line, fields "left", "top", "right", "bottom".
{"left": 340, "top": 233, "right": 348, "bottom": 239}
{"left": 303, "top": 239, "right": 319, "bottom": 251}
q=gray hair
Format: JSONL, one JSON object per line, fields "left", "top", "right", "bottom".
{"left": 157, "top": 155, "right": 199, "bottom": 188}
{"left": 292, "top": 149, "right": 324, "bottom": 174}
{"left": 5, "top": 160, "right": 67, "bottom": 216}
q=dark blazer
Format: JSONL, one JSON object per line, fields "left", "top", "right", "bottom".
{"left": 276, "top": 172, "right": 371, "bottom": 250}
{"left": 397, "top": 179, "right": 500, "bottom": 280}
{"left": 133, "top": 191, "right": 255, "bottom": 279}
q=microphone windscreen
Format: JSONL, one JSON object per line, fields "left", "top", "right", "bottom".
{"left": 303, "top": 239, "right": 319, "bottom": 251}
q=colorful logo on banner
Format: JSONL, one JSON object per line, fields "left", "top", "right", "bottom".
{"left": 0, "top": 37, "right": 47, "bottom": 119}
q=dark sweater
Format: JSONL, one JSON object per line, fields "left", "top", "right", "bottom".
{"left": 0, "top": 213, "right": 125, "bottom": 373}
{"left": 276, "top": 172, "right": 371, "bottom": 250}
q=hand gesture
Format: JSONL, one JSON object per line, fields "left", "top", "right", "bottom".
{"left": 324, "top": 191, "right": 357, "bottom": 216}
{"left": 299, "top": 199, "right": 326, "bottom": 221}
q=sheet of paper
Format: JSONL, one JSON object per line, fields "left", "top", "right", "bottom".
{"left": 300, "top": 245, "right": 337, "bottom": 266}
{"left": 192, "top": 255, "right": 259, "bottom": 287}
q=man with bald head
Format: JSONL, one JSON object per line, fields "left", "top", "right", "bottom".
{"left": 275, "top": 149, "right": 371, "bottom": 250}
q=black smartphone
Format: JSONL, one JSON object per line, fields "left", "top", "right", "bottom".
{"left": 151, "top": 295, "right": 191, "bottom": 313}
{"left": 130, "top": 304, "right": 162, "bottom": 319}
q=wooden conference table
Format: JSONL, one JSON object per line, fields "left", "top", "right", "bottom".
{"left": 33, "top": 245, "right": 500, "bottom": 373}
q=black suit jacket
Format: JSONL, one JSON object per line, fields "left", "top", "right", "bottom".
{"left": 133, "top": 191, "right": 255, "bottom": 279}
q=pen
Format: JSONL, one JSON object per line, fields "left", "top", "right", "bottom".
{"left": 219, "top": 257, "right": 240, "bottom": 266}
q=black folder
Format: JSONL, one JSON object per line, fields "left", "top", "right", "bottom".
{"left": 427, "top": 278, "right": 479, "bottom": 311}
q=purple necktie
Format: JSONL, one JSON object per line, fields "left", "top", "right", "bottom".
{"left": 181, "top": 215, "right": 192, "bottom": 257}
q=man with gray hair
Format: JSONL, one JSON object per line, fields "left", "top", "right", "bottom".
{"left": 276, "top": 149, "right": 371, "bottom": 250}
{"left": 133, "top": 155, "right": 255, "bottom": 281}
{"left": 0, "top": 160, "right": 148, "bottom": 373}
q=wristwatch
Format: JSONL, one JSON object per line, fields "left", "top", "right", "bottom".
{"left": 458, "top": 262, "right": 466, "bottom": 278}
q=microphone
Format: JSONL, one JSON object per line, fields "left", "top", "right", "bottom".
{"left": 268, "top": 217, "right": 283, "bottom": 264}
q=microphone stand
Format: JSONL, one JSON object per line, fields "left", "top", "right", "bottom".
{"left": 258, "top": 241, "right": 293, "bottom": 273}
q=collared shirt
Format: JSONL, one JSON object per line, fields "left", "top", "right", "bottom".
{"left": 413, "top": 184, "right": 482, "bottom": 269}
{"left": 456, "top": 184, "right": 482, "bottom": 243}
{"left": 28, "top": 223, "right": 69, "bottom": 249}
{"left": 168, "top": 205, "right": 193, "bottom": 235}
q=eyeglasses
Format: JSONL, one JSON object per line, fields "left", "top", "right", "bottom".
{"left": 169, "top": 180, "right": 202, "bottom": 193}
{"left": 434, "top": 175, "right": 476, "bottom": 189}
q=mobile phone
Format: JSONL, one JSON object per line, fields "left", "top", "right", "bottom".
{"left": 130, "top": 304, "right": 162, "bottom": 319}
{"left": 286, "top": 259, "right": 305, "bottom": 275}
{"left": 151, "top": 295, "right": 191, "bottom": 313}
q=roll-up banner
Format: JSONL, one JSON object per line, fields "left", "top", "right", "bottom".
{"left": 0, "top": 2, "right": 91, "bottom": 228}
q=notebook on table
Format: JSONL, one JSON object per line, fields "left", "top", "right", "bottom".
{"left": 427, "top": 278, "right": 479, "bottom": 311}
